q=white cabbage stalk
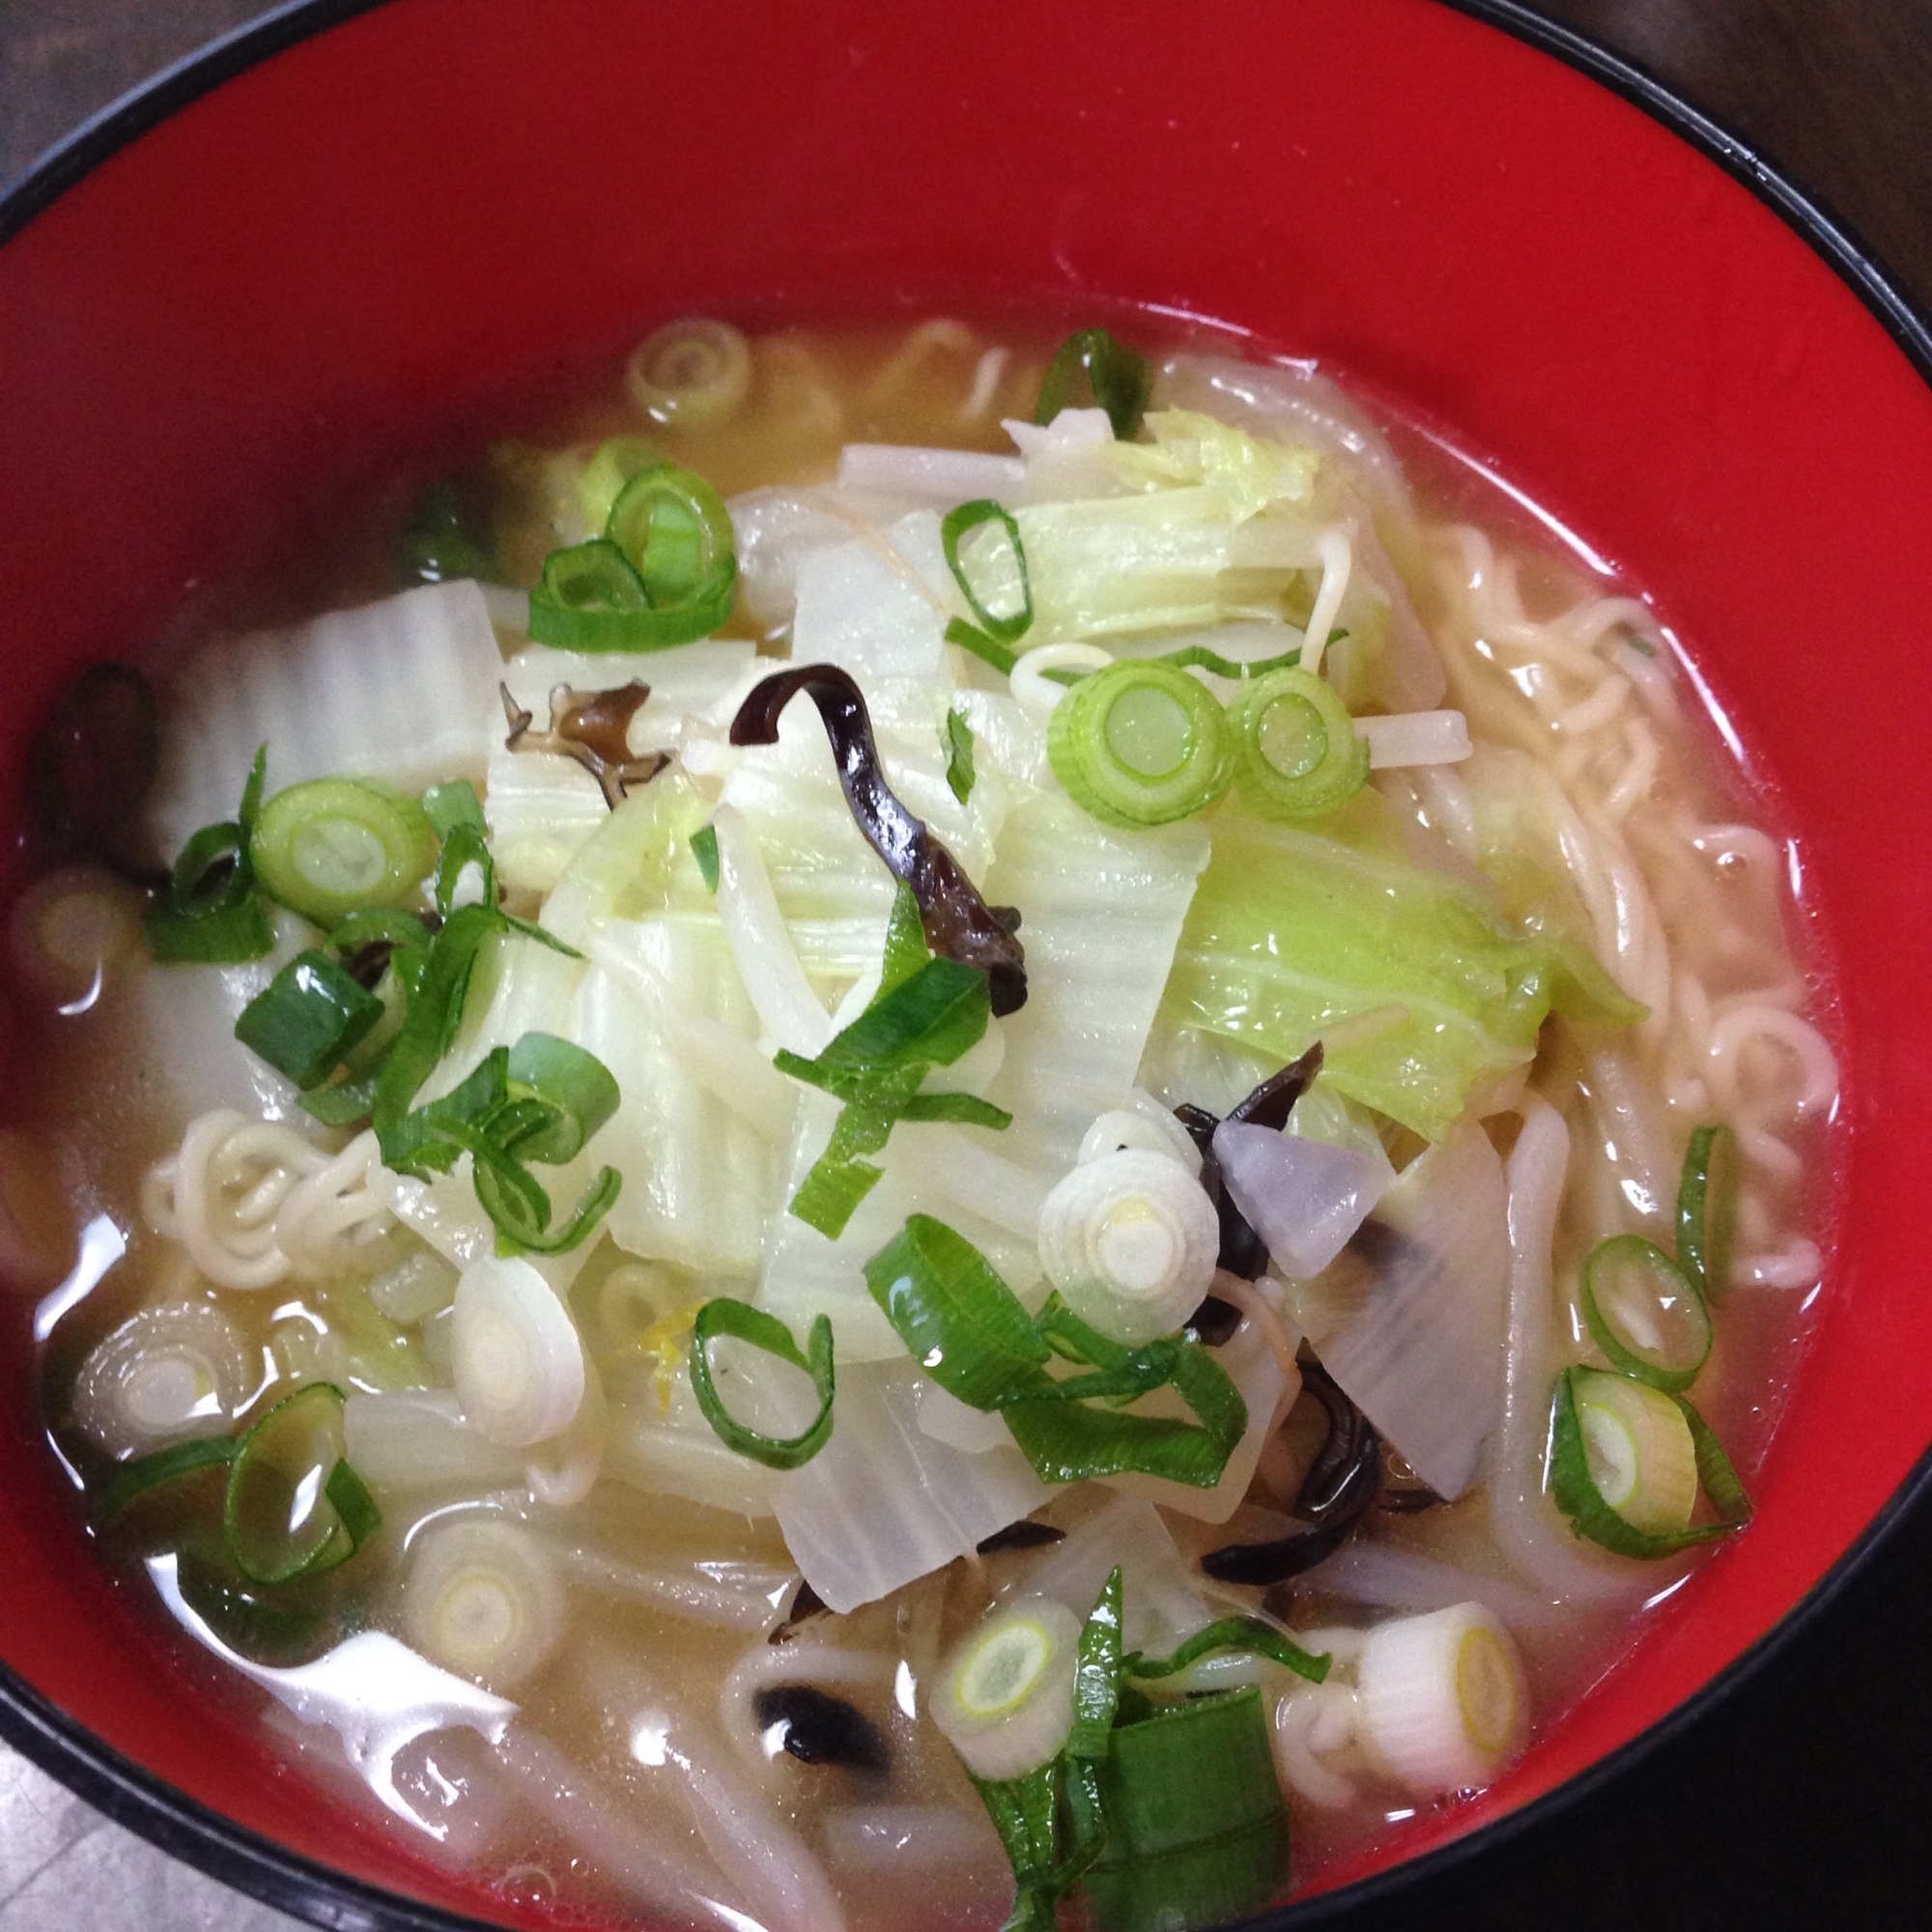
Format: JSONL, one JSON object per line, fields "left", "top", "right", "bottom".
{"left": 1355, "top": 710, "right": 1473, "bottom": 770}
{"left": 789, "top": 508, "right": 960, "bottom": 692}
{"left": 1316, "top": 1120, "right": 1512, "bottom": 1499}
{"left": 539, "top": 771, "right": 713, "bottom": 952}
{"left": 713, "top": 804, "right": 837, "bottom": 1057}
{"left": 131, "top": 908, "right": 314, "bottom": 1124}
{"left": 570, "top": 914, "right": 782, "bottom": 1277}
{"left": 341, "top": 1388, "right": 524, "bottom": 1495}
{"left": 402, "top": 1516, "right": 567, "bottom": 1692}
{"left": 149, "top": 580, "right": 503, "bottom": 857}
{"left": 980, "top": 793, "right": 1211, "bottom": 1173}
{"left": 1303, "top": 1538, "right": 1561, "bottom": 1634}
{"left": 1037, "top": 1149, "right": 1218, "bottom": 1347}
{"left": 769, "top": 1361, "right": 1048, "bottom": 1613}
{"left": 758, "top": 1094, "right": 1046, "bottom": 1367}
{"left": 367, "top": 1250, "right": 460, "bottom": 1323}
{"left": 1007, "top": 1494, "right": 1213, "bottom": 1656}
{"left": 717, "top": 684, "right": 1014, "bottom": 996}
{"left": 1005, "top": 407, "right": 1118, "bottom": 505}
{"left": 558, "top": 1544, "right": 796, "bottom": 1632}
{"left": 604, "top": 1377, "right": 778, "bottom": 1520}
{"left": 1212, "top": 1121, "right": 1392, "bottom": 1279}
{"left": 73, "top": 1302, "right": 252, "bottom": 1457}
{"left": 451, "top": 1257, "right": 586, "bottom": 1448}
{"left": 836, "top": 444, "right": 1025, "bottom": 506}
{"left": 486, "top": 639, "right": 756, "bottom": 894}
{"left": 728, "top": 487, "right": 861, "bottom": 631}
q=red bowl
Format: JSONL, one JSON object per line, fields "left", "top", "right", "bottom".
{"left": 3, "top": 2, "right": 1930, "bottom": 1926}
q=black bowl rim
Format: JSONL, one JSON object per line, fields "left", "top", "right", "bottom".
{"left": 1, "top": 2, "right": 1929, "bottom": 1928}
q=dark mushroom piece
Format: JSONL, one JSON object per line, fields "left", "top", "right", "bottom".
{"left": 729, "top": 664, "right": 1027, "bottom": 1014}
{"left": 975, "top": 1520, "right": 1066, "bottom": 1554}
{"left": 767, "top": 1577, "right": 831, "bottom": 1643}
{"left": 1175, "top": 1042, "right": 1326, "bottom": 1281}
{"left": 1199, "top": 1357, "right": 1383, "bottom": 1586}
{"left": 750, "top": 1685, "right": 890, "bottom": 1774}
{"left": 28, "top": 661, "right": 165, "bottom": 887}
{"left": 500, "top": 680, "right": 670, "bottom": 809}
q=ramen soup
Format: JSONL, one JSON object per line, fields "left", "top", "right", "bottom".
{"left": 2, "top": 320, "right": 1836, "bottom": 1932}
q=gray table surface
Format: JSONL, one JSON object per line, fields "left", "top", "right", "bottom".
{"left": 4, "top": 5, "right": 1930, "bottom": 1932}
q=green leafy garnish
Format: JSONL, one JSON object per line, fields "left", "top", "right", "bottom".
{"left": 945, "top": 708, "right": 977, "bottom": 804}
{"left": 773, "top": 885, "right": 1011, "bottom": 1236}
{"left": 145, "top": 746, "right": 275, "bottom": 963}
{"left": 1121, "top": 1616, "right": 1329, "bottom": 1687}
{"left": 1035, "top": 327, "right": 1151, "bottom": 441}
{"left": 862, "top": 1215, "right": 1248, "bottom": 1488}
{"left": 690, "top": 821, "right": 722, "bottom": 893}
{"left": 688, "top": 1299, "right": 836, "bottom": 1469}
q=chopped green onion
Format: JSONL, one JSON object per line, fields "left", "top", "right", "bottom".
{"left": 299, "top": 1075, "right": 381, "bottom": 1127}
{"left": 1048, "top": 660, "right": 1232, "bottom": 829}
{"left": 1227, "top": 666, "right": 1369, "bottom": 821}
{"left": 250, "top": 777, "right": 438, "bottom": 924}
{"left": 1676, "top": 1122, "right": 1740, "bottom": 1302}
{"left": 95, "top": 1435, "right": 238, "bottom": 1528}
{"left": 527, "top": 538, "right": 656, "bottom": 649}
{"left": 688, "top": 1299, "right": 835, "bottom": 1469}
{"left": 971, "top": 1761, "right": 1065, "bottom": 1932}
{"left": 774, "top": 950, "right": 1001, "bottom": 1237}
{"left": 1580, "top": 1234, "right": 1713, "bottom": 1392}
{"left": 1035, "top": 327, "right": 1151, "bottom": 441}
{"left": 945, "top": 616, "right": 1018, "bottom": 676}
{"left": 866, "top": 1214, "right": 1053, "bottom": 1409}
{"left": 222, "top": 1383, "right": 380, "bottom": 1585}
{"left": 624, "top": 319, "right": 752, "bottom": 428}
{"left": 175, "top": 1537, "right": 328, "bottom": 1663}
{"left": 935, "top": 1598, "right": 1083, "bottom": 1781}
{"left": 946, "top": 708, "right": 977, "bottom": 804}
{"left": 604, "top": 461, "right": 738, "bottom": 638}
{"left": 397, "top": 478, "right": 492, "bottom": 586}
{"left": 144, "top": 747, "right": 274, "bottom": 963}
{"left": 420, "top": 779, "right": 487, "bottom": 840}
{"left": 1122, "top": 1616, "right": 1329, "bottom": 1687}
{"left": 1549, "top": 1367, "right": 1749, "bottom": 1558}
{"left": 690, "top": 822, "right": 721, "bottom": 894}
{"left": 578, "top": 436, "right": 665, "bottom": 533}
{"left": 1069, "top": 1567, "right": 1124, "bottom": 1761}
{"left": 879, "top": 879, "right": 931, "bottom": 997}
{"left": 863, "top": 1218, "right": 1248, "bottom": 1487}
{"left": 942, "top": 500, "right": 1034, "bottom": 648}
{"left": 1081, "top": 1689, "right": 1290, "bottom": 1932}
{"left": 501, "top": 1031, "right": 621, "bottom": 1164}
{"left": 432, "top": 817, "right": 494, "bottom": 917}
{"left": 235, "top": 949, "right": 384, "bottom": 1089}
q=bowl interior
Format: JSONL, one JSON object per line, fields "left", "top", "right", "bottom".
{"left": 4, "top": 0, "right": 1932, "bottom": 1921}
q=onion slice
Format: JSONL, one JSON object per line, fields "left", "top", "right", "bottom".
{"left": 1211, "top": 1121, "right": 1390, "bottom": 1279}
{"left": 451, "top": 1257, "right": 585, "bottom": 1448}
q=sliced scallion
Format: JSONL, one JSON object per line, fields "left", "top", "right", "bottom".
{"left": 234, "top": 949, "right": 384, "bottom": 1089}
{"left": 527, "top": 537, "right": 657, "bottom": 649}
{"left": 1580, "top": 1234, "right": 1712, "bottom": 1392}
{"left": 1035, "top": 327, "right": 1151, "bottom": 440}
{"left": 250, "top": 777, "right": 438, "bottom": 924}
{"left": 578, "top": 436, "right": 665, "bottom": 533}
{"left": 942, "top": 500, "right": 1034, "bottom": 648}
{"left": 1549, "top": 1367, "right": 1748, "bottom": 1558}
{"left": 95, "top": 1435, "right": 238, "bottom": 1529}
{"left": 419, "top": 778, "right": 487, "bottom": 840}
{"left": 688, "top": 1299, "right": 835, "bottom": 1469}
{"left": 690, "top": 821, "right": 721, "bottom": 894}
{"left": 1227, "top": 666, "right": 1369, "bottom": 822}
{"left": 595, "top": 462, "right": 738, "bottom": 647}
{"left": 624, "top": 318, "right": 752, "bottom": 427}
{"left": 144, "top": 747, "right": 274, "bottom": 963}
{"left": 1122, "top": 1616, "right": 1329, "bottom": 1687}
{"left": 1048, "top": 660, "right": 1232, "bottom": 829}
{"left": 1081, "top": 1689, "right": 1290, "bottom": 1932}
{"left": 1677, "top": 1122, "right": 1741, "bottom": 1302}
{"left": 222, "top": 1382, "right": 380, "bottom": 1585}
{"left": 945, "top": 708, "right": 977, "bottom": 804}
{"left": 933, "top": 1598, "right": 1083, "bottom": 1781}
